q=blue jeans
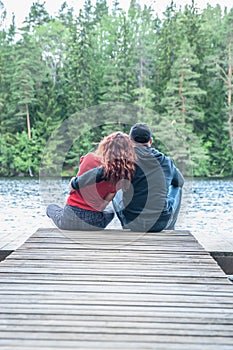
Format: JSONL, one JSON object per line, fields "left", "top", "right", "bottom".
{"left": 164, "top": 185, "right": 182, "bottom": 230}
{"left": 46, "top": 204, "right": 114, "bottom": 231}
{"left": 112, "top": 186, "right": 182, "bottom": 232}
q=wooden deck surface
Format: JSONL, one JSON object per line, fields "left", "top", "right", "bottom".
{"left": 0, "top": 228, "right": 233, "bottom": 349}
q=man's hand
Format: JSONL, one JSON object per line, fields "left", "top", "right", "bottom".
{"left": 69, "top": 177, "right": 76, "bottom": 194}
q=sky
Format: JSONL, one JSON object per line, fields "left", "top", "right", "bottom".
{"left": 1, "top": 0, "right": 232, "bottom": 28}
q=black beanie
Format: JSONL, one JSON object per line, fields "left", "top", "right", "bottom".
{"left": 129, "top": 123, "right": 152, "bottom": 143}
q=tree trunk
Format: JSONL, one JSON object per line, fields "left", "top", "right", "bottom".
{"left": 26, "top": 103, "right": 32, "bottom": 140}
{"left": 227, "top": 43, "right": 233, "bottom": 151}
{"left": 179, "top": 71, "right": 185, "bottom": 124}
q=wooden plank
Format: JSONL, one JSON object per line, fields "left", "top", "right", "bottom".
{"left": 0, "top": 341, "right": 232, "bottom": 350}
{"left": 0, "top": 313, "right": 232, "bottom": 325}
{"left": 0, "top": 295, "right": 232, "bottom": 306}
{"left": 0, "top": 228, "right": 232, "bottom": 349}
{"left": 0, "top": 332, "right": 233, "bottom": 345}
{"left": 0, "top": 265, "right": 225, "bottom": 276}
{"left": 1, "top": 319, "right": 233, "bottom": 332}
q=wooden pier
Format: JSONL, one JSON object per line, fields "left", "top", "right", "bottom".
{"left": 0, "top": 228, "right": 233, "bottom": 349}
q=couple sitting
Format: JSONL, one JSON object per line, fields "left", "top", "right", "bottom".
{"left": 47, "top": 123, "right": 184, "bottom": 232}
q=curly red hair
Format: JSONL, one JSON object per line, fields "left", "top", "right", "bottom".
{"left": 96, "top": 132, "right": 136, "bottom": 191}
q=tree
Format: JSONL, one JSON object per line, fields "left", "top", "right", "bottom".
{"left": 33, "top": 76, "right": 62, "bottom": 141}
{"left": 23, "top": 1, "right": 51, "bottom": 31}
{"left": 98, "top": 9, "right": 136, "bottom": 104}
{"left": 157, "top": 2, "right": 182, "bottom": 89}
{"left": 94, "top": 0, "right": 109, "bottom": 22}
{"left": 63, "top": 2, "right": 98, "bottom": 115}
{"left": 8, "top": 32, "right": 44, "bottom": 139}
{"left": 128, "top": 1, "right": 159, "bottom": 108}
{"left": 34, "top": 20, "right": 70, "bottom": 86}
{"left": 201, "top": 5, "right": 233, "bottom": 175}
{"left": 0, "top": 1, "right": 7, "bottom": 113}
{"left": 216, "top": 9, "right": 233, "bottom": 153}
{"left": 160, "top": 38, "right": 208, "bottom": 175}
{"left": 60, "top": 1, "right": 101, "bottom": 168}
{"left": 57, "top": 1, "right": 75, "bottom": 26}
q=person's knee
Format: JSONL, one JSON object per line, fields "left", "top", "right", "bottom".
{"left": 46, "top": 205, "right": 52, "bottom": 218}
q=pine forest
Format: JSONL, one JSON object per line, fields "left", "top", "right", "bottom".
{"left": 0, "top": 0, "right": 233, "bottom": 177}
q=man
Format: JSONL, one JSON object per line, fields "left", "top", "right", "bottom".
{"left": 70, "top": 123, "right": 184, "bottom": 232}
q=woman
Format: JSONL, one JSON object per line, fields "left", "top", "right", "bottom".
{"left": 46, "top": 132, "right": 136, "bottom": 230}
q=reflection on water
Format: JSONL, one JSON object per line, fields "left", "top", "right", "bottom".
{"left": 0, "top": 177, "right": 232, "bottom": 247}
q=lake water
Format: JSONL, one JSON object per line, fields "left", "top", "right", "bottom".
{"left": 0, "top": 177, "right": 232, "bottom": 250}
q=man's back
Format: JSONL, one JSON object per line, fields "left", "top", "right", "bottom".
{"left": 122, "top": 145, "right": 183, "bottom": 231}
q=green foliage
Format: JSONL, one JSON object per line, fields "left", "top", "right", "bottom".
{"left": 23, "top": 1, "right": 51, "bottom": 31}
{"left": 0, "top": 1, "right": 232, "bottom": 177}
{"left": 0, "top": 129, "right": 44, "bottom": 176}
{"left": 34, "top": 20, "right": 70, "bottom": 86}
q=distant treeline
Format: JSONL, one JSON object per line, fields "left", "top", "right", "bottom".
{"left": 0, "top": 0, "right": 232, "bottom": 177}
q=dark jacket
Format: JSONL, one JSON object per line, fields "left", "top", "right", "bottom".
{"left": 122, "top": 146, "right": 184, "bottom": 226}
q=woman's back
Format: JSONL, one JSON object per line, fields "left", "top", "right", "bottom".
{"left": 67, "top": 153, "right": 116, "bottom": 212}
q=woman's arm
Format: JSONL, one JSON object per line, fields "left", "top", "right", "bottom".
{"left": 70, "top": 166, "right": 105, "bottom": 192}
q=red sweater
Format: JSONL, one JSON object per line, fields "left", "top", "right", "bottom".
{"left": 67, "top": 153, "right": 116, "bottom": 211}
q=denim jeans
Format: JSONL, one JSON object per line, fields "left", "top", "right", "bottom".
{"left": 112, "top": 186, "right": 182, "bottom": 232}
{"left": 164, "top": 185, "right": 182, "bottom": 230}
{"left": 46, "top": 204, "right": 114, "bottom": 231}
